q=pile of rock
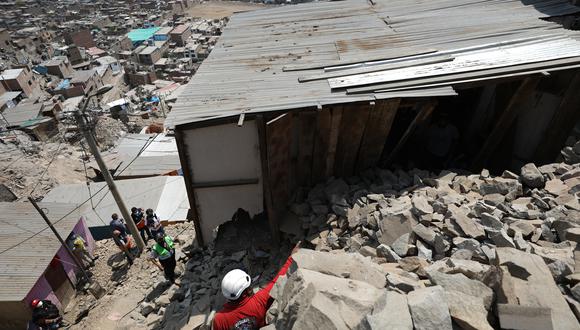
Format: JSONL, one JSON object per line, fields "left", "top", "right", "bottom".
{"left": 562, "top": 138, "right": 580, "bottom": 164}
{"left": 272, "top": 162, "right": 580, "bottom": 329}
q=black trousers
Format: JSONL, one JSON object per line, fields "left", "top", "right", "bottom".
{"left": 139, "top": 226, "right": 153, "bottom": 242}
{"left": 159, "top": 251, "right": 176, "bottom": 283}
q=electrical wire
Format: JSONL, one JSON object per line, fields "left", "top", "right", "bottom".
{"left": 28, "top": 124, "right": 70, "bottom": 196}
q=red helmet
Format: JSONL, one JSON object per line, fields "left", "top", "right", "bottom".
{"left": 31, "top": 299, "right": 42, "bottom": 308}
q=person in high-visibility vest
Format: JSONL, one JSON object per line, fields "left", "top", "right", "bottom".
{"left": 149, "top": 232, "right": 178, "bottom": 284}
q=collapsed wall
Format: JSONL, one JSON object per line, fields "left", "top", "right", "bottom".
{"left": 269, "top": 162, "right": 580, "bottom": 329}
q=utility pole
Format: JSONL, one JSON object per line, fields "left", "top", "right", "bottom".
{"left": 74, "top": 88, "right": 146, "bottom": 252}
{"left": 28, "top": 197, "right": 91, "bottom": 281}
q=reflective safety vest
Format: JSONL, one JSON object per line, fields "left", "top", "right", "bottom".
{"left": 152, "top": 236, "right": 174, "bottom": 260}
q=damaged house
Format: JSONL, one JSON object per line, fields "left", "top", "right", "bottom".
{"left": 166, "top": 0, "right": 580, "bottom": 245}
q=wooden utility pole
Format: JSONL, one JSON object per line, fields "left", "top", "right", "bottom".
{"left": 28, "top": 197, "right": 91, "bottom": 281}
{"left": 74, "top": 108, "right": 145, "bottom": 252}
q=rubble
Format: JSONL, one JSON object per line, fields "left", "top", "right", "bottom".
{"left": 268, "top": 162, "right": 580, "bottom": 329}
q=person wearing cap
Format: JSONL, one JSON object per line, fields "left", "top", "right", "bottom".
{"left": 30, "top": 299, "right": 63, "bottom": 329}
{"left": 149, "top": 232, "right": 178, "bottom": 284}
{"left": 212, "top": 244, "right": 298, "bottom": 330}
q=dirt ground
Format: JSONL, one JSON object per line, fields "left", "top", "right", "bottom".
{"left": 185, "top": 1, "right": 269, "bottom": 19}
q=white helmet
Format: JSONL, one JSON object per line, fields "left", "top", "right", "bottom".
{"left": 221, "top": 269, "right": 251, "bottom": 300}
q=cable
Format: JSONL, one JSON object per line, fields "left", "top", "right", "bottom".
{"left": 28, "top": 124, "right": 70, "bottom": 196}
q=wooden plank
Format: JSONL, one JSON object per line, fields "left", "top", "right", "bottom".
{"left": 311, "top": 108, "right": 332, "bottom": 183}
{"left": 472, "top": 77, "right": 540, "bottom": 168}
{"left": 356, "top": 99, "right": 401, "bottom": 172}
{"left": 326, "top": 105, "right": 343, "bottom": 178}
{"left": 297, "top": 111, "right": 317, "bottom": 186}
{"left": 265, "top": 111, "right": 293, "bottom": 218}
{"left": 334, "top": 103, "right": 371, "bottom": 177}
{"left": 384, "top": 101, "right": 437, "bottom": 165}
{"left": 534, "top": 71, "right": 580, "bottom": 163}
{"left": 174, "top": 128, "right": 204, "bottom": 246}
{"left": 257, "top": 116, "right": 280, "bottom": 243}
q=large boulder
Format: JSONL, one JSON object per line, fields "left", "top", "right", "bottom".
{"left": 407, "top": 286, "right": 453, "bottom": 330}
{"left": 275, "top": 268, "right": 384, "bottom": 329}
{"left": 291, "top": 249, "right": 386, "bottom": 288}
{"left": 521, "top": 163, "right": 545, "bottom": 188}
{"left": 495, "top": 248, "right": 579, "bottom": 330}
{"left": 364, "top": 291, "right": 413, "bottom": 330}
{"left": 427, "top": 271, "right": 494, "bottom": 310}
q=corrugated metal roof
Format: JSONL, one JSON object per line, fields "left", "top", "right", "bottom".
{"left": 0, "top": 202, "right": 84, "bottom": 301}
{"left": 166, "top": 0, "right": 580, "bottom": 128}
{"left": 42, "top": 176, "right": 190, "bottom": 228}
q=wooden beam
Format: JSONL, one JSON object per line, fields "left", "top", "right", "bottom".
{"left": 356, "top": 99, "right": 400, "bottom": 172}
{"left": 191, "top": 178, "right": 259, "bottom": 189}
{"left": 534, "top": 71, "right": 580, "bottom": 163}
{"left": 174, "top": 128, "right": 204, "bottom": 246}
{"left": 325, "top": 105, "right": 343, "bottom": 178}
{"left": 297, "top": 111, "right": 317, "bottom": 186}
{"left": 334, "top": 103, "right": 371, "bottom": 177}
{"left": 384, "top": 100, "right": 437, "bottom": 165}
{"left": 472, "top": 77, "right": 540, "bottom": 169}
{"left": 257, "top": 116, "right": 280, "bottom": 243}
{"left": 311, "top": 107, "right": 332, "bottom": 183}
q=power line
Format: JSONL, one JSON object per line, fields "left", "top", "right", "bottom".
{"left": 28, "top": 124, "right": 70, "bottom": 196}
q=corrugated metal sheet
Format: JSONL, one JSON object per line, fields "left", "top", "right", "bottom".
{"left": 0, "top": 202, "right": 84, "bottom": 301}
{"left": 166, "top": 0, "right": 580, "bottom": 128}
{"left": 42, "top": 176, "right": 190, "bottom": 228}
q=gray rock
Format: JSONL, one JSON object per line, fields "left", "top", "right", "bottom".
{"left": 386, "top": 273, "right": 424, "bottom": 293}
{"left": 497, "top": 304, "right": 554, "bottom": 330}
{"left": 427, "top": 271, "right": 494, "bottom": 310}
{"left": 487, "top": 229, "right": 516, "bottom": 248}
{"left": 292, "top": 249, "right": 387, "bottom": 288}
{"left": 364, "top": 291, "right": 413, "bottom": 330}
{"left": 416, "top": 240, "right": 433, "bottom": 261}
{"left": 445, "top": 290, "right": 494, "bottom": 330}
{"left": 448, "top": 205, "right": 486, "bottom": 239}
{"left": 547, "top": 260, "right": 573, "bottom": 283}
{"left": 140, "top": 302, "right": 155, "bottom": 316}
{"left": 359, "top": 246, "right": 377, "bottom": 258}
{"left": 572, "top": 283, "right": 580, "bottom": 302}
{"left": 412, "top": 194, "right": 433, "bottom": 216}
{"left": 377, "top": 212, "right": 414, "bottom": 246}
{"left": 452, "top": 237, "right": 480, "bottom": 251}
{"left": 508, "top": 220, "right": 536, "bottom": 237}
{"left": 521, "top": 163, "right": 545, "bottom": 188}
{"left": 275, "top": 268, "right": 384, "bottom": 329}
{"left": 451, "top": 249, "right": 473, "bottom": 260}
{"left": 377, "top": 244, "right": 402, "bottom": 263}
{"left": 513, "top": 231, "right": 530, "bottom": 252}
{"left": 481, "top": 212, "right": 504, "bottom": 230}
{"left": 413, "top": 223, "right": 437, "bottom": 245}
{"left": 391, "top": 233, "right": 412, "bottom": 257}
{"left": 407, "top": 286, "right": 453, "bottom": 330}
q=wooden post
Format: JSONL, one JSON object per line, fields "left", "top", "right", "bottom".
{"left": 472, "top": 77, "right": 540, "bottom": 169}
{"left": 28, "top": 197, "right": 91, "bottom": 281}
{"left": 384, "top": 100, "right": 436, "bottom": 165}
{"left": 257, "top": 115, "right": 280, "bottom": 243}
{"left": 534, "top": 71, "right": 580, "bottom": 163}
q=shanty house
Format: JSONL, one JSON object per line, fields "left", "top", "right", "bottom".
{"left": 166, "top": 0, "right": 580, "bottom": 244}
{"left": 0, "top": 202, "right": 94, "bottom": 330}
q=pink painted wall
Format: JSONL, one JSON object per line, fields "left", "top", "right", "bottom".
{"left": 22, "top": 217, "right": 96, "bottom": 310}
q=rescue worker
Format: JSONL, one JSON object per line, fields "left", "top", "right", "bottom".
{"left": 30, "top": 299, "right": 63, "bottom": 329}
{"left": 145, "top": 208, "right": 164, "bottom": 237}
{"left": 131, "top": 207, "right": 152, "bottom": 242}
{"left": 149, "top": 232, "right": 178, "bottom": 284}
{"left": 212, "top": 244, "right": 298, "bottom": 330}
{"left": 70, "top": 233, "right": 97, "bottom": 267}
{"left": 109, "top": 213, "right": 128, "bottom": 239}
{"left": 112, "top": 229, "right": 134, "bottom": 265}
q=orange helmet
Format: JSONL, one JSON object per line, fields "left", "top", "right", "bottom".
{"left": 31, "top": 299, "right": 42, "bottom": 308}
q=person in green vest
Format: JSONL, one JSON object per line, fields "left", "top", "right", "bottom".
{"left": 149, "top": 232, "right": 178, "bottom": 284}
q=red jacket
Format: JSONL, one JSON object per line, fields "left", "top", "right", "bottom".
{"left": 212, "top": 256, "right": 294, "bottom": 330}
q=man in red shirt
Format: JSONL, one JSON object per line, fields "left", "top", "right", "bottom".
{"left": 212, "top": 248, "right": 297, "bottom": 330}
